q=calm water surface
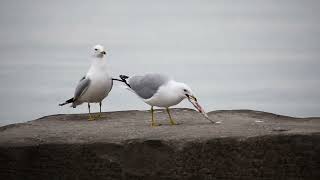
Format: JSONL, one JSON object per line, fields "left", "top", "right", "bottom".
{"left": 0, "top": 0, "right": 320, "bottom": 125}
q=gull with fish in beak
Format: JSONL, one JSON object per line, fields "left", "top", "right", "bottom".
{"left": 116, "top": 73, "right": 215, "bottom": 126}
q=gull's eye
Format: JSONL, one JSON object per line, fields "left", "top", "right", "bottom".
{"left": 183, "top": 89, "right": 187, "bottom": 92}
{"left": 94, "top": 48, "right": 98, "bottom": 51}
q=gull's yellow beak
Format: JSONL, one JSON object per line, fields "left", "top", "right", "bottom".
{"left": 186, "top": 94, "right": 197, "bottom": 101}
{"left": 186, "top": 94, "right": 202, "bottom": 113}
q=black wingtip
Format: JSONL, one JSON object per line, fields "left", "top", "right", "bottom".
{"left": 59, "top": 103, "right": 67, "bottom": 106}
{"left": 120, "top": 75, "right": 129, "bottom": 80}
{"left": 119, "top": 75, "right": 131, "bottom": 88}
{"left": 59, "top": 98, "right": 74, "bottom": 107}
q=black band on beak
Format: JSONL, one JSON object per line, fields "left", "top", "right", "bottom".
{"left": 186, "top": 94, "right": 197, "bottom": 101}
{"left": 102, "top": 51, "right": 106, "bottom": 55}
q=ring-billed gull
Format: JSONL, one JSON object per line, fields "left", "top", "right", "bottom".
{"left": 116, "top": 73, "right": 215, "bottom": 126}
{"left": 59, "top": 45, "right": 113, "bottom": 120}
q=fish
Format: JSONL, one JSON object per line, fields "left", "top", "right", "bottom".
{"left": 187, "top": 97, "right": 216, "bottom": 124}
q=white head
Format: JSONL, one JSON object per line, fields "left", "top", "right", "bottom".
{"left": 174, "top": 82, "right": 208, "bottom": 114}
{"left": 170, "top": 81, "right": 211, "bottom": 121}
{"left": 92, "top": 44, "right": 106, "bottom": 58}
{"left": 175, "top": 82, "right": 196, "bottom": 101}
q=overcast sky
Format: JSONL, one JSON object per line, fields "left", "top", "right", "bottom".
{"left": 0, "top": 0, "right": 319, "bottom": 125}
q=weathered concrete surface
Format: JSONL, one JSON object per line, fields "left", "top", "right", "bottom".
{"left": 0, "top": 108, "right": 319, "bottom": 180}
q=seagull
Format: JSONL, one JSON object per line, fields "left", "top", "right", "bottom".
{"left": 59, "top": 45, "right": 113, "bottom": 120}
{"left": 116, "top": 73, "right": 214, "bottom": 126}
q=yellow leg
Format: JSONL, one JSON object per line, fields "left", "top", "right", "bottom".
{"left": 166, "top": 108, "right": 177, "bottom": 125}
{"left": 94, "top": 102, "right": 105, "bottom": 119}
{"left": 88, "top": 103, "right": 96, "bottom": 121}
{"left": 151, "top": 106, "right": 159, "bottom": 127}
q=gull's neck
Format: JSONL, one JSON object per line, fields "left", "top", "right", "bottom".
{"left": 91, "top": 56, "right": 107, "bottom": 66}
{"left": 87, "top": 56, "right": 108, "bottom": 75}
{"left": 167, "top": 80, "right": 183, "bottom": 92}
{"left": 169, "top": 80, "right": 184, "bottom": 88}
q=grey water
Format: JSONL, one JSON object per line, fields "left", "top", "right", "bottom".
{"left": 1, "top": 0, "right": 320, "bottom": 126}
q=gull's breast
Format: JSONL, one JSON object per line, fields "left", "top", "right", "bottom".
{"left": 80, "top": 72, "right": 112, "bottom": 103}
{"left": 144, "top": 82, "right": 184, "bottom": 107}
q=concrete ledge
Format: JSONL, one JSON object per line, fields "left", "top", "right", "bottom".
{"left": 0, "top": 108, "right": 319, "bottom": 179}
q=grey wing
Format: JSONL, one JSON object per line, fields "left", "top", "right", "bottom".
{"left": 106, "top": 75, "right": 113, "bottom": 94}
{"left": 74, "top": 77, "right": 91, "bottom": 101}
{"left": 128, "top": 73, "right": 169, "bottom": 99}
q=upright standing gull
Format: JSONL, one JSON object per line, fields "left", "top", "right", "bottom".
{"left": 59, "top": 45, "right": 113, "bottom": 120}
{"left": 117, "top": 73, "right": 214, "bottom": 126}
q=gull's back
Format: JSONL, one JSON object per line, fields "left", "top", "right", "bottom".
{"left": 128, "top": 73, "right": 170, "bottom": 99}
